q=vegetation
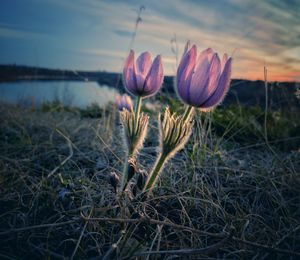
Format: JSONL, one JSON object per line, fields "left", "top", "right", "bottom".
{"left": 0, "top": 98, "right": 299, "bottom": 259}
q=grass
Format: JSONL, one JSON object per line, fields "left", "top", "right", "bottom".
{"left": 0, "top": 100, "right": 299, "bottom": 259}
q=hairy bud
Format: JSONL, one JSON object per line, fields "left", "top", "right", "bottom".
{"left": 143, "top": 107, "right": 193, "bottom": 192}
{"left": 120, "top": 109, "right": 149, "bottom": 156}
{"left": 159, "top": 107, "right": 193, "bottom": 159}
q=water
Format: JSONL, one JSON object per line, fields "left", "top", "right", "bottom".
{"left": 0, "top": 81, "right": 118, "bottom": 108}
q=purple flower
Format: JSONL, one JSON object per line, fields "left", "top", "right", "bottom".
{"left": 123, "top": 50, "right": 164, "bottom": 98}
{"left": 176, "top": 43, "right": 232, "bottom": 110}
{"left": 115, "top": 94, "right": 133, "bottom": 111}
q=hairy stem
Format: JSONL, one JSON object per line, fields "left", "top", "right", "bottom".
{"left": 143, "top": 153, "right": 168, "bottom": 193}
{"left": 120, "top": 96, "right": 142, "bottom": 192}
{"left": 134, "top": 96, "right": 142, "bottom": 130}
{"left": 120, "top": 150, "right": 133, "bottom": 191}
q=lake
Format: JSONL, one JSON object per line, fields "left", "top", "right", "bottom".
{"left": 0, "top": 81, "right": 118, "bottom": 108}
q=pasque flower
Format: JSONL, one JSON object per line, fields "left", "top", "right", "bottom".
{"left": 176, "top": 43, "right": 232, "bottom": 110}
{"left": 115, "top": 94, "right": 133, "bottom": 111}
{"left": 123, "top": 50, "right": 164, "bottom": 98}
{"left": 120, "top": 50, "right": 163, "bottom": 193}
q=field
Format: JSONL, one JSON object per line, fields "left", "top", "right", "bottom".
{"left": 0, "top": 94, "right": 299, "bottom": 259}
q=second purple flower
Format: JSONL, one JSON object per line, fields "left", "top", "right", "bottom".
{"left": 176, "top": 43, "right": 232, "bottom": 110}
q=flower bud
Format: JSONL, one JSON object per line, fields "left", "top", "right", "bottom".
{"left": 120, "top": 109, "right": 149, "bottom": 156}
{"left": 159, "top": 107, "right": 193, "bottom": 158}
{"left": 143, "top": 107, "right": 193, "bottom": 192}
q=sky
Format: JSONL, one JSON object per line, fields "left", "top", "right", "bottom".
{"left": 0, "top": 0, "right": 299, "bottom": 82}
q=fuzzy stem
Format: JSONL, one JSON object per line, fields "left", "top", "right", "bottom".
{"left": 134, "top": 96, "right": 142, "bottom": 130}
{"left": 143, "top": 153, "right": 168, "bottom": 193}
{"left": 120, "top": 96, "right": 142, "bottom": 192}
{"left": 120, "top": 150, "right": 133, "bottom": 191}
{"left": 182, "top": 106, "right": 194, "bottom": 123}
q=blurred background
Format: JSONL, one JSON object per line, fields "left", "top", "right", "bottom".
{"left": 1, "top": 0, "right": 300, "bottom": 79}
{"left": 0, "top": 0, "right": 299, "bottom": 108}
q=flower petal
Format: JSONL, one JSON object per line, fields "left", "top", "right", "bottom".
{"left": 188, "top": 58, "right": 210, "bottom": 106}
{"left": 197, "top": 53, "right": 221, "bottom": 105}
{"left": 187, "top": 48, "right": 214, "bottom": 106}
{"left": 123, "top": 50, "right": 137, "bottom": 95}
{"left": 201, "top": 58, "right": 232, "bottom": 109}
{"left": 143, "top": 55, "right": 164, "bottom": 97}
{"left": 221, "top": 53, "right": 228, "bottom": 72}
{"left": 176, "top": 45, "right": 197, "bottom": 103}
{"left": 182, "top": 40, "right": 191, "bottom": 57}
{"left": 135, "top": 52, "right": 152, "bottom": 91}
{"left": 197, "top": 48, "right": 213, "bottom": 64}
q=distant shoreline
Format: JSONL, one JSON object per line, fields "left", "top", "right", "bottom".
{"left": 0, "top": 64, "right": 299, "bottom": 84}
{"left": 1, "top": 64, "right": 299, "bottom": 110}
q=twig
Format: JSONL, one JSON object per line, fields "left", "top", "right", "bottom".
{"left": 47, "top": 129, "right": 73, "bottom": 178}
{"left": 264, "top": 65, "right": 268, "bottom": 142}
{"left": 134, "top": 232, "right": 232, "bottom": 256}
{"left": 70, "top": 207, "right": 94, "bottom": 259}
{"left": 102, "top": 235, "right": 124, "bottom": 260}
{"left": 261, "top": 225, "right": 300, "bottom": 259}
{"left": 82, "top": 215, "right": 227, "bottom": 238}
{"left": 0, "top": 219, "right": 79, "bottom": 236}
{"left": 262, "top": 64, "right": 282, "bottom": 163}
{"left": 232, "top": 236, "right": 300, "bottom": 257}
{"left": 146, "top": 225, "right": 163, "bottom": 260}
{"left": 82, "top": 216, "right": 300, "bottom": 257}
{"left": 0, "top": 253, "right": 15, "bottom": 260}
{"left": 228, "top": 136, "right": 300, "bottom": 153}
{"left": 94, "top": 128, "right": 123, "bottom": 163}
{"left": 115, "top": 5, "right": 145, "bottom": 89}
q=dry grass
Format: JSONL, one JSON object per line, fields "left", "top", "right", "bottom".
{"left": 0, "top": 102, "right": 299, "bottom": 259}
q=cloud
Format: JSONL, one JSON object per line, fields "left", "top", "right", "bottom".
{"left": 0, "top": 25, "right": 46, "bottom": 39}
{"left": 47, "top": 0, "right": 300, "bottom": 81}
{"left": 1, "top": 0, "right": 299, "bottom": 81}
{"left": 113, "top": 29, "right": 133, "bottom": 38}
{"left": 80, "top": 48, "right": 126, "bottom": 60}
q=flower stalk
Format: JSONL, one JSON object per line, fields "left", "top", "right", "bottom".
{"left": 121, "top": 96, "right": 142, "bottom": 191}
{"left": 119, "top": 107, "right": 149, "bottom": 191}
{"left": 143, "top": 107, "right": 193, "bottom": 193}
{"left": 119, "top": 49, "right": 164, "bottom": 193}
{"left": 143, "top": 153, "right": 167, "bottom": 192}
{"left": 134, "top": 96, "right": 142, "bottom": 129}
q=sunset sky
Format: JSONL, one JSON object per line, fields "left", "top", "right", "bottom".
{"left": 0, "top": 0, "right": 299, "bottom": 82}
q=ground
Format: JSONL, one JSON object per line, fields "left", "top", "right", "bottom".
{"left": 0, "top": 101, "right": 299, "bottom": 259}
